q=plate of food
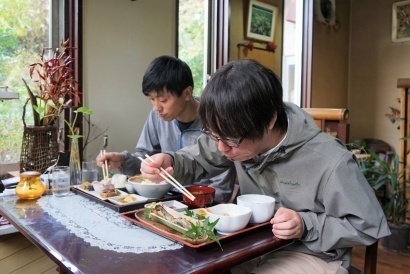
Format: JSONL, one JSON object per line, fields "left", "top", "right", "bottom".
{"left": 108, "top": 194, "right": 148, "bottom": 206}
{"left": 73, "top": 183, "right": 127, "bottom": 200}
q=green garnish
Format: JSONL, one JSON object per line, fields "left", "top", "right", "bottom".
{"left": 183, "top": 209, "right": 222, "bottom": 250}
{"left": 184, "top": 208, "right": 194, "bottom": 217}
{"left": 184, "top": 208, "right": 206, "bottom": 220}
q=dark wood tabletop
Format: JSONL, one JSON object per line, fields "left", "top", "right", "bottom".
{"left": 0, "top": 192, "right": 293, "bottom": 274}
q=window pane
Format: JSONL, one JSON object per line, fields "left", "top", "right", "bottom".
{"left": 178, "top": 0, "right": 207, "bottom": 96}
{"left": 282, "top": 0, "right": 303, "bottom": 106}
{"left": 0, "top": 0, "right": 50, "bottom": 162}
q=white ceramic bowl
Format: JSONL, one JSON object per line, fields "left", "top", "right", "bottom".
{"left": 236, "top": 194, "right": 276, "bottom": 224}
{"left": 128, "top": 176, "right": 172, "bottom": 199}
{"left": 203, "top": 203, "right": 252, "bottom": 235}
{"left": 124, "top": 182, "right": 135, "bottom": 194}
{"left": 92, "top": 180, "right": 114, "bottom": 193}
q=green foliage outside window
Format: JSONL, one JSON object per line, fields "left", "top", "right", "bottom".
{"left": 178, "top": 0, "right": 205, "bottom": 97}
{"left": 0, "top": 0, "right": 49, "bottom": 162}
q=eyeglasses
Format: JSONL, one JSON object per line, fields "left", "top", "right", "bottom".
{"left": 201, "top": 130, "right": 244, "bottom": 148}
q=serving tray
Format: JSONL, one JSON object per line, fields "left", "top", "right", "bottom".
{"left": 121, "top": 209, "right": 271, "bottom": 249}
{"left": 72, "top": 186, "right": 182, "bottom": 213}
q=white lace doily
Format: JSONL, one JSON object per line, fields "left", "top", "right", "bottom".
{"left": 37, "top": 195, "right": 182, "bottom": 253}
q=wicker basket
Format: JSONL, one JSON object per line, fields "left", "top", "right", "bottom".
{"left": 20, "top": 99, "right": 59, "bottom": 173}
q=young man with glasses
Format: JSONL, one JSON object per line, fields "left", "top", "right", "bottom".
{"left": 97, "top": 55, "right": 235, "bottom": 202}
{"left": 140, "top": 60, "right": 390, "bottom": 273}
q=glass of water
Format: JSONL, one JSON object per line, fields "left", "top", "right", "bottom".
{"left": 52, "top": 166, "right": 71, "bottom": 197}
{"left": 82, "top": 161, "right": 98, "bottom": 183}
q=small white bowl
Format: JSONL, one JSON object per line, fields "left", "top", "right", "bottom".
{"left": 199, "top": 203, "right": 252, "bottom": 235}
{"left": 237, "top": 194, "right": 275, "bottom": 224}
{"left": 124, "top": 182, "right": 135, "bottom": 194}
{"left": 92, "top": 180, "right": 114, "bottom": 193}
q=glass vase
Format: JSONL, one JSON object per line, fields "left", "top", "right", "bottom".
{"left": 69, "top": 138, "right": 82, "bottom": 185}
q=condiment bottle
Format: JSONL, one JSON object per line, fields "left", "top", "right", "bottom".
{"left": 16, "top": 171, "right": 45, "bottom": 200}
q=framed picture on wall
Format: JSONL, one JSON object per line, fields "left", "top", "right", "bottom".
{"left": 245, "top": 0, "right": 278, "bottom": 43}
{"left": 392, "top": 0, "right": 410, "bottom": 42}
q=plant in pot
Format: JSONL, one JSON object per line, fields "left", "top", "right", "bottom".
{"left": 366, "top": 150, "right": 409, "bottom": 252}
{"left": 22, "top": 39, "right": 92, "bottom": 185}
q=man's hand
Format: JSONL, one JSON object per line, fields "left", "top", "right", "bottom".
{"left": 96, "top": 152, "right": 124, "bottom": 169}
{"left": 271, "top": 207, "right": 304, "bottom": 239}
{"left": 140, "top": 153, "right": 174, "bottom": 183}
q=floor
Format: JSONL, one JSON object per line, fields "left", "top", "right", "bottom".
{"left": 351, "top": 242, "right": 410, "bottom": 274}
{"left": 0, "top": 232, "right": 57, "bottom": 274}
{"left": 0, "top": 232, "right": 409, "bottom": 274}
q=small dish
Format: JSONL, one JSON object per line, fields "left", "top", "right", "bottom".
{"left": 108, "top": 194, "right": 148, "bottom": 206}
{"left": 72, "top": 186, "right": 127, "bottom": 200}
{"left": 162, "top": 200, "right": 188, "bottom": 212}
{"left": 124, "top": 182, "right": 135, "bottom": 194}
{"left": 92, "top": 180, "right": 114, "bottom": 193}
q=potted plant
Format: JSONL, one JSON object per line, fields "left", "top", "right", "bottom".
{"left": 21, "top": 39, "right": 92, "bottom": 184}
{"left": 365, "top": 150, "right": 409, "bottom": 252}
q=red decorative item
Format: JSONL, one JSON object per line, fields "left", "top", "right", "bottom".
{"left": 247, "top": 42, "right": 254, "bottom": 51}
{"left": 266, "top": 42, "right": 277, "bottom": 52}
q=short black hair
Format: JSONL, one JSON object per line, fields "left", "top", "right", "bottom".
{"left": 142, "top": 55, "right": 194, "bottom": 97}
{"left": 199, "top": 59, "right": 287, "bottom": 140}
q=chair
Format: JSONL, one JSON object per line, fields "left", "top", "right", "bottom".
{"left": 302, "top": 108, "right": 350, "bottom": 143}
{"left": 353, "top": 138, "right": 393, "bottom": 164}
{"left": 353, "top": 138, "right": 393, "bottom": 204}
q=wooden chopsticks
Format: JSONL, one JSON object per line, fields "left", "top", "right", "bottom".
{"left": 138, "top": 155, "right": 195, "bottom": 201}
{"left": 100, "top": 150, "right": 109, "bottom": 183}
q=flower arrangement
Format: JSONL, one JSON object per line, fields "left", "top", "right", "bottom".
{"left": 22, "top": 38, "right": 83, "bottom": 128}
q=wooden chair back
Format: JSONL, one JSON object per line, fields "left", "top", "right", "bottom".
{"left": 302, "top": 108, "right": 350, "bottom": 143}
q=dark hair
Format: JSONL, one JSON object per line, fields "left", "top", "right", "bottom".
{"left": 142, "top": 55, "right": 194, "bottom": 96}
{"left": 199, "top": 59, "right": 287, "bottom": 140}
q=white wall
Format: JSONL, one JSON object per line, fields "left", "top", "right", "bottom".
{"left": 82, "top": 0, "right": 176, "bottom": 161}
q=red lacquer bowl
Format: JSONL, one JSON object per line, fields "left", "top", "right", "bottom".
{"left": 183, "top": 186, "right": 215, "bottom": 209}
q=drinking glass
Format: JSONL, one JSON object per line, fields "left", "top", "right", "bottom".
{"left": 52, "top": 166, "right": 71, "bottom": 197}
{"left": 82, "top": 161, "right": 98, "bottom": 183}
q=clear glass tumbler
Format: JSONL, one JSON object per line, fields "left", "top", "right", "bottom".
{"left": 82, "top": 161, "right": 98, "bottom": 183}
{"left": 52, "top": 166, "right": 71, "bottom": 197}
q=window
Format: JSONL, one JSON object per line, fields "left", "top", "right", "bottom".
{"left": 178, "top": 0, "right": 207, "bottom": 96}
{"left": 0, "top": 0, "right": 51, "bottom": 164}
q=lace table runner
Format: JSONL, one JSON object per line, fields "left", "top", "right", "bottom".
{"left": 37, "top": 195, "right": 182, "bottom": 253}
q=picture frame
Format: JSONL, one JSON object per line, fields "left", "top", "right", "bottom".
{"left": 245, "top": 0, "right": 278, "bottom": 43}
{"left": 392, "top": 0, "right": 410, "bottom": 43}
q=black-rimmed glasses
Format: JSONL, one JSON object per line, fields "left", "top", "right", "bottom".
{"left": 201, "top": 130, "right": 244, "bottom": 148}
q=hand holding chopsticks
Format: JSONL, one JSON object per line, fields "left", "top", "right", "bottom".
{"left": 100, "top": 150, "right": 109, "bottom": 183}
{"left": 138, "top": 155, "right": 196, "bottom": 201}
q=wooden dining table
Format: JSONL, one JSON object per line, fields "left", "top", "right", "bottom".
{"left": 0, "top": 191, "right": 292, "bottom": 274}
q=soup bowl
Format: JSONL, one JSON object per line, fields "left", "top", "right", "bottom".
{"left": 183, "top": 185, "right": 215, "bottom": 208}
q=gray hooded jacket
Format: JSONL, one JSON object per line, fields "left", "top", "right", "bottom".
{"left": 120, "top": 107, "right": 236, "bottom": 202}
{"left": 168, "top": 102, "right": 390, "bottom": 268}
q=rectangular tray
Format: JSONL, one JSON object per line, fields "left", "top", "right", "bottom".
{"left": 72, "top": 187, "right": 182, "bottom": 213}
{"left": 121, "top": 209, "right": 271, "bottom": 249}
